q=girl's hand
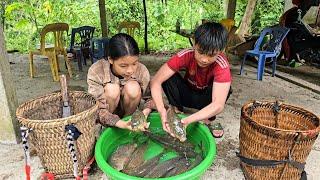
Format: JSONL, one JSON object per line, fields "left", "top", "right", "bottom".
{"left": 115, "top": 120, "right": 133, "bottom": 130}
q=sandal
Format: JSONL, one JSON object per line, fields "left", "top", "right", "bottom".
{"left": 208, "top": 123, "right": 224, "bottom": 138}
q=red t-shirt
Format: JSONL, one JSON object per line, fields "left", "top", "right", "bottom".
{"left": 167, "top": 49, "right": 232, "bottom": 90}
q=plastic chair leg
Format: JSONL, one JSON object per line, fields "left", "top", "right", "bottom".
{"left": 63, "top": 50, "right": 73, "bottom": 78}
{"left": 53, "top": 53, "right": 60, "bottom": 81}
{"left": 272, "top": 57, "right": 277, "bottom": 77}
{"left": 76, "top": 50, "right": 83, "bottom": 71}
{"left": 29, "top": 52, "right": 35, "bottom": 78}
{"left": 55, "top": 54, "right": 60, "bottom": 72}
{"left": 257, "top": 55, "right": 266, "bottom": 81}
{"left": 48, "top": 53, "right": 59, "bottom": 81}
{"left": 81, "top": 50, "right": 87, "bottom": 66}
{"left": 239, "top": 54, "right": 248, "bottom": 75}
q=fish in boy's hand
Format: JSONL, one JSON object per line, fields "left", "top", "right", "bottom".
{"left": 167, "top": 106, "right": 187, "bottom": 142}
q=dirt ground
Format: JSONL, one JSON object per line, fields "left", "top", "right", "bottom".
{"left": 0, "top": 53, "right": 319, "bottom": 180}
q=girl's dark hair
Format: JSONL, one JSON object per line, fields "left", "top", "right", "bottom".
{"left": 194, "top": 22, "right": 228, "bottom": 56}
{"left": 107, "top": 33, "right": 139, "bottom": 60}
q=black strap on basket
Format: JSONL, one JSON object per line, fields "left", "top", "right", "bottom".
{"left": 236, "top": 152, "right": 307, "bottom": 180}
{"left": 236, "top": 152, "right": 305, "bottom": 170}
{"left": 237, "top": 132, "right": 307, "bottom": 180}
{"left": 272, "top": 101, "right": 281, "bottom": 128}
{"left": 248, "top": 101, "right": 261, "bottom": 116}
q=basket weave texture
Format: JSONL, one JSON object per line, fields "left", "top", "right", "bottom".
{"left": 16, "top": 91, "right": 98, "bottom": 178}
{"left": 239, "top": 101, "right": 319, "bottom": 180}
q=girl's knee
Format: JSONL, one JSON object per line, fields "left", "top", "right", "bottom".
{"left": 104, "top": 83, "right": 120, "bottom": 100}
{"left": 123, "top": 81, "right": 141, "bottom": 99}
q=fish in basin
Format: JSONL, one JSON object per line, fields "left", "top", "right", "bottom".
{"left": 144, "top": 131, "right": 196, "bottom": 158}
{"left": 130, "top": 109, "right": 149, "bottom": 131}
{"left": 123, "top": 142, "right": 148, "bottom": 171}
{"left": 167, "top": 106, "right": 187, "bottom": 142}
{"left": 124, "top": 153, "right": 163, "bottom": 177}
{"left": 108, "top": 143, "right": 138, "bottom": 171}
{"left": 144, "top": 156, "right": 183, "bottom": 178}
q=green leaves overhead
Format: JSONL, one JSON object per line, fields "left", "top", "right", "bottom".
{"left": 3, "top": 0, "right": 284, "bottom": 52}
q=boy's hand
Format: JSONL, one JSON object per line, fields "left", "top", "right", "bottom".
{"left": 181, "top": 118, "right": 190, "bottom": 128}
{"left": 159, "top": 109, "right": 170, "bottom": 133}
{"left": 142, "top": 108, "right": 152, "bottom": 118}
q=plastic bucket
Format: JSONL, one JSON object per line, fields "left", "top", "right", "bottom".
{"left": 95, "top": 112, "right": 216, "bottom": 180}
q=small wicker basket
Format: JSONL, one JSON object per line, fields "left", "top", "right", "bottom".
{"left": 239, "top": 100, "right": 319, "bottom": 180}
{"left": 16, "top": 91, "right": 98, "bottom": 178}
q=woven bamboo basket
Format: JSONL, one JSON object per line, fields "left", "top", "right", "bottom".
{"left": 239, "top": 100, "right": 319, "bottom": 180}
{"left": 16, "top": 91, "right": 98, "bottom": 178}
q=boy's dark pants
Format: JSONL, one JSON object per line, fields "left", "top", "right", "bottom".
{"left": 162, "top": 73, "right": 232, "bottom": 116}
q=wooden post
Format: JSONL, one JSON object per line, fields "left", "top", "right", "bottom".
{"left": 316, "top": 4, "right": 320, "bottom": 26}
{"left": 0, "top": 24, "right": 19, "bottom": 143}
{"left": 99, "top": 0, "right": 108, "bottom": 37}
{"left": 237, "top": 0, "right": 258, "bottom": 38}
{"left": 284, "top": 0, "right": 293, "bottom": 12}
{"left": 227, "top": 0, "right": 236, "bottom": 20}
{"left": 143, "top": 0, "right": 149, "bottom": 54}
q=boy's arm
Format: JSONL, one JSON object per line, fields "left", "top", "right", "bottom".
{"left": 150, "top": 63, "right": 175, "bottom": 132}
{"left": 182, "top": 82, "right": 231, "bottom": 125}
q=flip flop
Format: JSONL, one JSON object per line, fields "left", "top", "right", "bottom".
{"left": 208, "top": 123, "right": 224, "bottom": 138}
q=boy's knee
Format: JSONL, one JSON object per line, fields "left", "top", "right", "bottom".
{"left": 104, "top": 83, "right": 120, "bottom": 100}
{"left": 123, "top": 81, "right": 141, "bottom": 99}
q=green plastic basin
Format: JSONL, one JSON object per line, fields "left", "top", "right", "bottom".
{"left": 95, "top": 112, "right": 216, "bottom": 180}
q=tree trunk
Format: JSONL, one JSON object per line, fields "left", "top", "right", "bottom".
{"left": 98, "top": 0, "right": 108, "bottom": 37}
{"left": 237, "top": 0, "right": 258, "bottom": 38}
{"left": 0, "top": 24, "right": 19, "bottom": 143}
{"left": 143, "top": 0, "right": 149, "bottom": 54}
{"left": 316, "top": 5, "right": 320, "bottom": 26}
{"left": 1, "top": 2, "right": 5, "bottom": 31}
{"left": 227, "top": 0, "right": 236, "bottom": 19}
{"left": 284, "top": 0, "right": 293, "bottom": 12}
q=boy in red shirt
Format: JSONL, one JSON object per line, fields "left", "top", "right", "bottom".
{"left": 150, "top": 22, "right": 232, "bottom": 138}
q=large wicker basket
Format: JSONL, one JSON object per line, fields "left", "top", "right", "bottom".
{"left": 239, "top": 100, "right": 319, "bottom": 180}
{"left": 16, "top": 91, "right": 98, "bottom": 178}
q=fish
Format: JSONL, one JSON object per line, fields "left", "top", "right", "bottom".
{"left": 124, "top": 153, "right": 163, "bottom": 177}
{"left": 131, "top": 109, "right": 148, "bottom": 131}
{"left": 144, "top": 156, "right": 182, "bottom": 178}
{"left": 144, "top": 131, "right": 196, "bottom": 158}
{"left": 187, "top": 154, "right": 203, "bottom": 171}
{"left": 165, "top": 157, "right": 190, "bottom": 177}
{"left": 167, "top": 106, "right": 187, "bottom": 142}
{"left": 123, "top": 143, "right": 148, "bottom": 171}
{"left": 108, "top": 143, "right": 138, "bottom": 171}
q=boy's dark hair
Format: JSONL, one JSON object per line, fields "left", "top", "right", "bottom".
{"left": 107, "top": 33, "right": 139, "bottom": 60}
{"left": 194, "top": 22, "right": 228, "bottom": 56}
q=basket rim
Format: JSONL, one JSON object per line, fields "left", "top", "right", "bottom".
{"left": 16, "top": 91, "right": 98, "bottom": 125}
{"left": 241, "top": 100, "right": 320, "bottom": 134}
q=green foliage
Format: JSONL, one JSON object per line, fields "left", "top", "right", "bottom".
{"left": 3, "top": 0, "right": 284, "bottom": 52}
{"left": 251, "top": 0, "right": 284, "bottom": 34}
